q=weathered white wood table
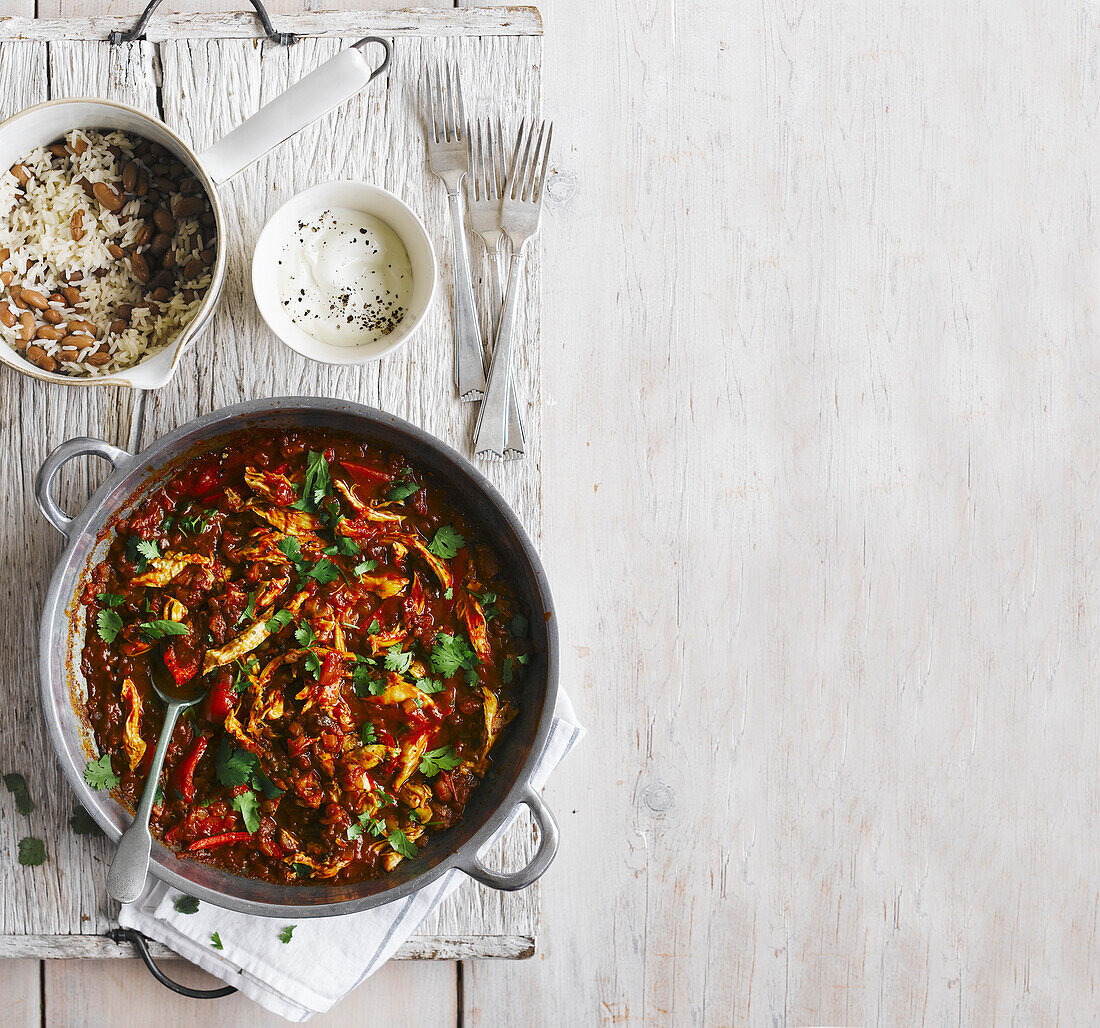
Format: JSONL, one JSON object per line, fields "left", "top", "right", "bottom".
{"left": 0, "top": 7, "right": 545, "bottom": 963}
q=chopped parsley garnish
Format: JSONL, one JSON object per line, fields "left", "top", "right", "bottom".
{"left": 69, "top": 805, "right": 103, "bottom": 836}
{"left": 307, "top": 558, "right": 339, "bottom": 585}
{"left": 180, "top": 507, "right": 214, "bottom": 534}
{"left": 18, "top": 837, "right": 45, "bottom": 866}
{"left": 427, "top": 525, "right": 465, "bottom": 559}
{"left": 419, "top": 745, "right": 461, "bottom": 778}
{"left": 303, "top": 650, "right": 322, "bottom": 679}
{"left": 388, "top": 829, "right": 418, "bottom": 859}
{"left": 233, "top": 789, "right": 260, "bottom": 834}
{"left": 324, "top": 536, "right": 360, "bottom": 557}
{"left": 368, "top": 677, "right": 387, "bottom": 697}
{"left": 445, "top": 587, "right": 454, "bottom": 600}
{"left": 232, "top": 656, "right": 258, "bottom": 693}
{"left": 84, "top": 754, "right": 120, "bottom": 791}
{"left": 294, "top": 623, "right": 317, "bottom": 648}
{"left": 277, "top": 536, "right": 302, "bottom": 561}
{"left": 266, "top": 609, "right": 293, "bottom": 633}
{"left": 291, "top": 450, "right": 333, "bottom": 512}
{"left": 417, "top": 677, "right": 444, "bottom": 695}
{"left": 359, "top": 723, "right": 377, "bottom": 745}
{"left": 4, "top": 772, "right": 33, "bottom": 815}
{"left": 292, "top": 862, "right": 311, "bottom": 878}
{"left": 387, "top": 481, "right": 419, "bottom": 502}
{"left": 125, "top": 536, "right": 159, "bottom": 572}
{"left": 96, "top": 592, "right": 124, "bottom": 607}
{"left": 210, "top": 932, "right": 223, "bottom": 950}
{"left": 346, "top": 811, "right": 388, "bottom": 841}
{"left": 382, "top": 648, "right": 413, "bottom": 674}
{"left": 174, "top": 895, "right": 200, "bottom": 915}
{"left": 139, "top": 619, "right": 189, "bottom": 641}
{"left": 279, "top": 925, "right": 296, "bottom": 944}
{"left": 430, "top": 632, "right": 478, "bottom": 677}
{"left": 216, "top": 739, "right": 259, "bottom": 788}
{"left": 96, "top": 609, "right": 123, "bottom": 643}
{"left": 353, "top": 559, "right": 378, "bottom": 577}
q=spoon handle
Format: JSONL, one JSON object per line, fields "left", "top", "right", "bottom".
{"left": 106, "top": 700, "right": 184, "bottom": 904}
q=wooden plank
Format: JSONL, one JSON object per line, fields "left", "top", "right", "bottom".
{"left": 0, "top": 960, "right": 38, "bottom": 1027}
{"left": 46, "top": 956, "right": 457, "bottom": 1025}
{"left": 0, "top": 9, "right": 542, "bottom": 40}
{"left": 38, "top": 0, "right": 453, "bottom": 16}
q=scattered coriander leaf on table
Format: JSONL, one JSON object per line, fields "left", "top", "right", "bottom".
{"left": 174, "top": 895, "right": 200, "bottom": 915}
{"left": 210, "top": 931, "right": 224, "bottom": 950}
{"left": 18, "top": 837, "right": 45, "bottom": 866}
{"left": 278, "top": 925, "right": 296, "bottom": 944}
{"left": 69, "top": 805, "right": 103, "bottom": 836}
{"left": 3, "top": 772, "right": 33, "bottom": 815}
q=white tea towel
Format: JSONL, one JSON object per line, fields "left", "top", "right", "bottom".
{"left": 118, "top": 690, "right": 584, "bottom": 1021}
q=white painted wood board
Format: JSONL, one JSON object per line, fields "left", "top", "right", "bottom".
{"left": 0, "top": 9, "right": 544, "bottom": 963}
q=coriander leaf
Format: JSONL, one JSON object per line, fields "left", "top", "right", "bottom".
{"left": 96, "top": 609, "right": 123, "bottom": 643}
{"left": 84, "top": 754, "right": 120, "bottom": 791}
{"left": 254, "top": 770, "right": 284, "bottom": 799}
{"left": 352, "top": 663, "right": 373, "bottom": 697}
{"left": 303, "top": 651, "right": 322, "bottom": 679}
{"left": 236, "top": 590, "right": 257, "bottom": 628}
{"left": 266, "top": 609, "right": 293, "bottom": 633}
{"left": 18, "top": 837, "right": 45, "bottom": 866}
{"left": 233, "top": 790, "right": 260, "bottom": 834}
{"left": 346, "top": 821, "right": 363, "bottom": 841}
{"left": 307, "top": 558, "right": 339, "bottom": 586}
{"left": 139, "top": 619, "right": 189, "bottom": 641}
{"left": 427, "top": 525, "right": 465, "bottom": 560}
{"left": 210, "top": 932, "right": 223, "bottom": 950}
{"left": 69, "top": 805, "right": 103, "bottom": 836}
{"left": 509, "top": 614, "right": 529, "bottom": 638}
{"left": 445, "top": 587, "right": 454, "bottom": 600}
{"left": 502, "top": 658, "right": 514, "bottom": 685}
{"left": 327, "top": 535, "right": 360, "bottom": 556}
{"left": 136, "top": 539, "right": 160, "bottom": 562}
{"left": 419, "top": 745, "right": 461, "bottom": 778}
{"left": 368, "top": 677, "right": 387, "bottom": 697}
{"left": 366, "top": 618, "right": 380, "bottom": 636}
{"left": 279, "top": 925, "right": 296, "bottom": 944}
{"left": 294, "top": 623, "right": 317, "bottom": 648}
{"left": 291, "top": 451, "right": 332, "bottom": 512}
{"left": 277, "top": 536, "right": 302, "bottom": 561}
{"left": 383, "top": 649, "right": 413, "bottom": 674}
{"left": 174, "top": 895, "right": 200, "bottom": 915}
{"left": 292, "top": 862, "right": 311, "bottom": 878}
{"left": 431, "top": 632, "right": 477, "bottom": 678}
{"left": 417, "top": 677, "right": 444, "bottom": 695}
{"left": 359, "top": 723, "right": 377, "bottom": 745}
{"left": 3, "top": 772, "right": 33, "bottom": 815}
{"left": 388, "top": 828, "right": 418, "bottom": 859}
{"left": 216, "top": 738, "right": 259, "bottom": 788}
{"left": 180, "top": 508, "right": 214, "bottom": 534}
{"left": 97, "top": 592, "right": 124, "bottom": 607}
{"left": 353, "top": 559, "right": 378, "bottom": 576}
{"left": 387, "top": 482, "right": 419, "bottom": 502}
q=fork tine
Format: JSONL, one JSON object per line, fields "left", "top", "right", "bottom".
{"left": 509, "top": 120, "right": 532, "bottom": 200}
{"left": 433, "top": 60, "right": 446, "bottom": 143}
{"left": 535, "top": 122, "right": 553, "bottom": 201}
{"left": 424, "top": 63, "right": 436, "bottom": 143}
{"left": 520, "top": 121, "right": 544, "bottom": 201}
{"left": 495, "top": 115, "right": 507, "bottom": 195}
{"left": 454, "top": 65, "right": 467, "bottom": 139}
{"left": 443, "top": 62, "right": 455, "bottom": 142}
{"left": 473, "top": 119, "right": 484, "bottom": 201}
{"left": 483, "top": 118, "right": 496, "bottom": 199}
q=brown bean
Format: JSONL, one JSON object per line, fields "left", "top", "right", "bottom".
{"left": 20, "top": 288, "right": 49, "bottom": 311}
{"left": 69, "top": 208, "right": 84, "bottom": 241}
{"left": 173, "top": 196, "right": 204, "bottom": 218}
{"left": 48, "top": 143, "right": 69, "bottom": 158}
{"left": 25, "top": 345, "right": 56, "bottom": 371}
{"left": 0, "top": 302, "right": 14, "bottom": 328}
{"left": 62, "top": 286, "right": 81, "bottom": 306}
{"left": 116, "top": 303, "right": 134, "bottom": 321}
{"left": 151, "top": 269, "right": 174, "bottom": 289}
{"left": 0, "top": 272, "right": 12, "bottom": 287}
{"left": 151, "top": 286, "right": 171, "bottom": 302}
{"left": 183, "top": 258, "right": 204, "bottom": 279}
{"left": 71, "top": 136, "right": 89, "bottom": 156}
{"left": 64, "top": 271, "right": 83, "bottom": 283}
{"left": 9, "top": 287, "right": 27, "bottom": 310}
{"left": 0, "top": 248, "right": 9, "bottom": 264}
{"left": 180, "top": 177, "right": 202, "bottom": 196}
{"left": 162, "top": 250, "right": 176, "bottom": 269}
{"left": 61, "top": 333, "right": 96, "bottom": 350}
{"left": 200, "top": 211, "right": 215, "bottom": 227}
{"left": 48, "top": 292, "right": 64, "bottom": 304}
{"left": 153, "top": 209, "right": 175, "bottom": 234}
{"left": 42, "top": 308, "right": 62, "bottom": 325}
{"left": 18, "top": 312, "right": 34, "bottom": 342}
{"left": 66, "top": 319, "right": 96, "bottom": 336}
{"left": 106, "top": 144, "right": 121, "bottom": 159}
{"left": 85, "top": 350, "right": 112, "bottom": 367}
{"left": 92, "top": 181, "right": 124, "bottom": 212}
{"left": 200, "top": 247, "right": 215, "bottom": 264}
{"left": 107, "top": 243, "right": 125, "bottom": 259}
{"left": 122, "top": 161, "right": 138, "bottom": 193}
{"left": 130, "top": 253, "right": 151, "bottom": 283}
{"left": 136, "top": 203, "right": 153, "bottom": 221}
{"left": 58, "top": 348, "right": 82, "bottom": 362}
{"left": 182, "top": 289, "right": 196, "bottom": 303}
{"left": 75, "top": 176, "right": 94, "bottom": 198}
{"left": 137, "top": 174, "right": 149, "bottom": 198}
{"left": 135, "top": 223, "right": 153, "bottom": 247}
{"left": 9, "top": 164, "right": 30, "bottom": 186}
{"left": 109, "top": 319, "right": 127, "bottom": 335}
{"left": 35, "top": 326, "right": 64, "bottom": 340}
{"left": 150, "top": 232, "right": 171, "bottom": 255}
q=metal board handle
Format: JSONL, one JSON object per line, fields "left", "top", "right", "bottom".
{"left": 108, "top": 0, "right": 296, "bottom": 45}
{"left": 110, "top": 929, "right": 237, "bottom": 999}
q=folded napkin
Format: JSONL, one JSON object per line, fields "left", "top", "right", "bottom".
{"left": 119, "top": 690, "right": 583, "bottom": 1021}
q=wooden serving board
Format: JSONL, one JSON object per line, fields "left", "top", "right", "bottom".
{"left": 0, "top": 7, "right": 544, "bottom": 961}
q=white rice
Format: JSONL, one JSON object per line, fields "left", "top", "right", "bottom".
{"left": 0, "top": 129, "right": 213, "bottom": 377}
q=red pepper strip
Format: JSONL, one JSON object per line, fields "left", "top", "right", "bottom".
{"left": 171, "top": 735, "right": 208, "bottom": 804}
{"left": 340, "top": 460, "right": 390, "bottom": 485}
{"left": 187, "top": 831, "right": 253, "bottom": 852}
{"left": 163, "top": 639, "right": 201, "bottom": 687}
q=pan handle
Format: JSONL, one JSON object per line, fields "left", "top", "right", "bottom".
{"left": 197, "top": 36, "right": 392, "bottom": 185}
{"left": 109, "top": 928, "right": 237, "bottom": 999}
{"left": 35, "top": 437, "right": 132, "bottom": 539}
{"left": 457, "top": 786, "right": 560, "bottom": 892}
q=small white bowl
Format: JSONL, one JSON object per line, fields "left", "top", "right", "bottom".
{"left": 251, "top": 181, "right": 437, "bottom": 364}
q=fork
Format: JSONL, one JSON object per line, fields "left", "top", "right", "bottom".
{"left": 474, "top": 119, "right": 552, "bottom": 460}
{"left": 425, "top": 60, "right": 485, "bottom": 401}
{"left": 469, "top": 117, "right": 525, "bottom": 457}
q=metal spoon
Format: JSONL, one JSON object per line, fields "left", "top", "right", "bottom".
{"left": 105, "top": 649, "right": 209, "bottom": 904}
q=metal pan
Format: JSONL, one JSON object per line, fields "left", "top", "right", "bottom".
{"left": 0, "top": 21, "right": 390, "bottom": 389}
{"left": 35, "top": 397, "right": 560, "bottom": 918}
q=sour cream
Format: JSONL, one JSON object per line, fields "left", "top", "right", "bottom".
{"left": 275, "top": 206, "right": 412, "bottom": 346}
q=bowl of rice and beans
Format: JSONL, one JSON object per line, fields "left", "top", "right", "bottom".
{"left": 0, "top": 127, "right": 216, "bottom": 382}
